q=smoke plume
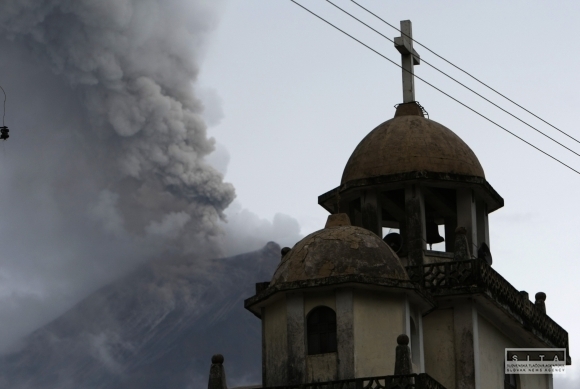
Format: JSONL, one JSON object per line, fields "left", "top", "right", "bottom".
{"left": 0, "top": 0, "right": 241, "bottom": 352}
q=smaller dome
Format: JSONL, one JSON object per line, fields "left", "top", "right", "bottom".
{"left": 270, "top": 214, "right": 409, "bottom": 286}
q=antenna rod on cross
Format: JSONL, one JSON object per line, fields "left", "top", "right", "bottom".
{"left": 394, "top": 20, "right": 420, "bottom": 103}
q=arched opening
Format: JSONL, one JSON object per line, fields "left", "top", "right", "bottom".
{"left": 306, "top": 306, "right": 337, "bottom": 355}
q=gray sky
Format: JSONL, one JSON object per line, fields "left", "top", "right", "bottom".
{"left": 0, "top": 1, "right": 578, "bottom": 387}
{"left": 198, "top": 1, "right": 580, "bottom": 387}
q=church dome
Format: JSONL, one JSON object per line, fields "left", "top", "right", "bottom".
{"left": 341, "top": 103, "right": 485, "bottom": 184}
{"left": 270, "top": 214, "right": 409, "bottom": 286}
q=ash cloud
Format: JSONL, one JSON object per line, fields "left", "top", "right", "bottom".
{"left": 0, "top": 0, "right": 244, "bottom": 353}
{"left": 221, "top": 202, "right": 302, "bottom": 257}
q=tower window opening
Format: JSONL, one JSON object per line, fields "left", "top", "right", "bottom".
{"left": 430, "top": 224, "right": 446, "bottom": 252}
{"left": 383, "top": 228, "right": 403, "bottom": 254}
{"left": 307, "top": 306, "right": 337, "bottom": 355}
{"left": 425, "top": 219, "right": 445, "bottom": 252}
{"left": 382, "top": 227, "right": 400, "bottom": 237}
{"left": 424, "top": 188, "right": 456, "bottom": 253}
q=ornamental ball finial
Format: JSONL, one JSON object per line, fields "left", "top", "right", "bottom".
{"left": 325, "top": 213, "right": 351, "bottom": 228}
{"left": 397, "top": 334, "right": 409, "bottom": 346}
{"left": 535, "top": 292, "right": 546, "bottom": 302}
{"left": 211, "top": 354, "right": 224, "bottom": 364}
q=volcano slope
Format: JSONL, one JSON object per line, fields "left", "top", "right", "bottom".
{"left": 0, "top": 242, "right": 281, "bottom": 389}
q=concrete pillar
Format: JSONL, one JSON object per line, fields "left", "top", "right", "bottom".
{"left": 261, "top": 308, "right": 267, "bottom": 386}
{"left": 476, "top": 200, "right": 489, "bottom": 248}
{"left": 330, "top": 190, "right": 349, "bottom": 215}
{"left": 394, "top": 334, "right": 413, "bottom": 375}
{"left": 208, "top": 354, "right": 227, "bottom": 389}
{"left": 457, "top": 188, "right": 478, "bottom": 255}
{"left": 535, "top": 292, "right": 547, "bottom": 314}
{"left": 361, "top": 189, "right": 382, "bottom": 237}
{"left": 444, "top": 217, "right": 457, "bottom": 253}
{"left": 398, "top": 218, "right": 408, "bottom": 258}
{"left": 394, "top": 334, "right": 413, "bottom": 387}
{"left": 336, "top": 288, "right": 354, "bottom": 379}
{"left": 453, "top": 303, "right": 478, "bottom": 389}
{"left": 286, "top": 293, "right": 305, "bottom": 384}
{"left": 405, "top": 185, "right": 426, "bottom": 266}
{"left": 348, "top": 198, "right": 363, "bottom": 228}
{"left": 453, "top": 227, "right": 471, "bottom": 261}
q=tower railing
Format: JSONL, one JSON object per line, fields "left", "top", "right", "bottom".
{"left": 405, "top": 259, "right": 569, "bottom": 354}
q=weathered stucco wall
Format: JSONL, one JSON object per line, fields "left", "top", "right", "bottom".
{"left": 477, "top": 314, "right": 517, "bottom": 389}
{"left": 264, "top": 298, "right": 288, "bottom": 386}
{"left": 423, "top": 308, "right": 455, "bottom": 389}
{"left": 477, "top": 313, "right": 551, "bottom": 389}
{"left": 336, "top": 288, "right": 354, "bottom": 379}
{"left": 304, "top": 291, "right": 336, "bottom": 316}
{"left": 306, "top": 353, "right": 338, "bottom": 382}
{"left": 519, "top": 372, "right": 552, "bottom": 389}
{"left": 353, "top": 290, "right": 404, "bottom": 377}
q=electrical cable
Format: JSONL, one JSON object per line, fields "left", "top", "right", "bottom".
{"left": 326, "top": 0, "right": 580, "bottom": 159}
{"left": 350, "top": 0, "right": 580, "bottom": 146}
{"left": 289, "top": 0, "right": 580, "bottom": 175}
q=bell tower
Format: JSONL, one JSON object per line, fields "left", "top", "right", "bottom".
{"left": 318, "top": 20, "right": 502, "bottom": 267}
{"left": 318, "top": 100, "right": 502, "bottom": 267}
{"left": 225, "top": 19, "right": 571, "bottom": 389}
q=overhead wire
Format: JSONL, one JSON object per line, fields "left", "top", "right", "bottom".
{"left": 350, "top": 0, "right": 580, "bottom": 146}
{"left": 326, "top": 0, "right": 580, "bottom": 159}
{"left": 289, "top": 0, "right": 580, "bottom": 175}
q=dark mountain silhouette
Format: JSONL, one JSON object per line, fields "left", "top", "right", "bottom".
{"left": 0, "top": 243, "right": 280, "bottom": 389}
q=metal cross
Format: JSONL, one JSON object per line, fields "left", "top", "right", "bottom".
{"left": 394, "top": 20, "right": 420, "bottom": 103}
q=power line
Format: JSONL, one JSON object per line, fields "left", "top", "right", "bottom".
{"left": 326, "top": 0, "right": 580, "bottom": 159}
{"left": 289, "top": 0, "right": 580, "bottom": 176}
{"left": 350, "top": 0, "right": 580, "bottom": 146}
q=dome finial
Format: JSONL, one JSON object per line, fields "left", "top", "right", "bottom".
{"left": 394, "top": 101, "right": 425, "bottom": 118}
{"left": 325, "top": 213, "right": 351, "bottom": 228}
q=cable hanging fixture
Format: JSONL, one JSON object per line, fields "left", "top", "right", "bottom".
{"left": 0, "top": 84, "right": 9, "bottom": 141}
